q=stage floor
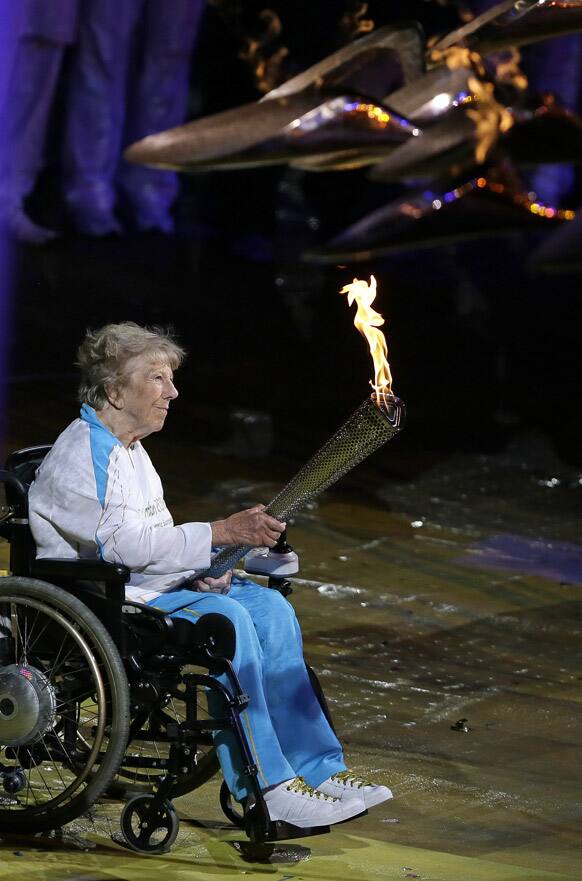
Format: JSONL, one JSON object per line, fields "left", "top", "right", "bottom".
{"left": 1, "top": 412, "right": 581, "bottom": 881}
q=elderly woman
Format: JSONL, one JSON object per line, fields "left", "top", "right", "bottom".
{"left": 29, "top": 322, "right": 391, "bottom": 829}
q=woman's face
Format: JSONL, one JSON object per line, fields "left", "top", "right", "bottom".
{"left": 112, "top": 354, "right": 178, "bottom": 442}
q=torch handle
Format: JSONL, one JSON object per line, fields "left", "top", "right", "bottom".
{"left": 201, "top": 395, "right": 405, "bottom": 580}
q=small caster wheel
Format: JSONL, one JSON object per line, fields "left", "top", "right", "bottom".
{"left": 3, "top": 769, "right": 26, "bottom": 794}
{"left": 219, "top": 780, "right": 245, "bottom": 828}
{"left": 120, "top": 794, "right": 179, "bottom": 854}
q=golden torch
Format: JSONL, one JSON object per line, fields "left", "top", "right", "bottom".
{"left": 203, "top": 276, "right": 405, "bottom": 578}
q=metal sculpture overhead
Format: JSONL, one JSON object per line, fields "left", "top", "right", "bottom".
{"left": 124, "top": 23, "right": 425, "bottom": 172}
{"left": 125, "top": 0, "right": 582, "bottom": 260}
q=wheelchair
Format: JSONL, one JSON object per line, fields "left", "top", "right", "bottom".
{"left": 0, "top": 446, "right": 335, "bottom": 854}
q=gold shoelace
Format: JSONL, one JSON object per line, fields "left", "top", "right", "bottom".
{"left": 286, "top": 776, "right": 337, "bottom": 801}
{"left": 331, "top": 770, "right": 372, "bottom": 789}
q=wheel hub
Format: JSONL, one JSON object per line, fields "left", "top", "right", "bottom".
{"left": 0, "top": 664, "right": 57, "bottom": 747}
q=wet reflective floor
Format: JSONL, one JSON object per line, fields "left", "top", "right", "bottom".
{"left": 1, "top": 412, "right": 581, "bottom": 880}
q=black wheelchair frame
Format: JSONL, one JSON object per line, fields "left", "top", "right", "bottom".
{"left": 0, "top": 446, "right": 332, "bottom": 853}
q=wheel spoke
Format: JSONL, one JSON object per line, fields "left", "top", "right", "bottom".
{"left": 39, "top": 733, "right": 72, "bottom": 794}
{"left": 10, "top": 603, "right": 23, "bottom": 664}
{"left": 56, "top": 687, "right": 98, "bottom": 708}
{"left": 24, "top": 610, "right": 29, "bottom": 664}
{"left": 29, "top": 759, "right": 55, "bottom": 802}
{"left": 25, "top": 617, "right": 51, "bottom": 658}
{"left": 23, "top": 608, "right": 41, "bottom": 652}
{"left": 44, "top": 637, "right": 75, "bottom": 682}
{"left": 24, "top": 750, "right": 34, "bottom": 808}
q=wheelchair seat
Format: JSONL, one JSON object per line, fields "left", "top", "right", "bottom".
{"left": 0, "top": 446, "right": 331, "bottom": 853}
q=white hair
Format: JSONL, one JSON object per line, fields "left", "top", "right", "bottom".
{"left": 77, "top": 322, "right": 186, "bottom": 409}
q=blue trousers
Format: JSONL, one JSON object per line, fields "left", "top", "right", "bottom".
{"left": 148, "top": 577, "right": 346, "bottom": 801}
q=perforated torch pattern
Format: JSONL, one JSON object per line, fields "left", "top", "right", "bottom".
{"left": 203, "top": 396, "right": 405, "bottom": 579}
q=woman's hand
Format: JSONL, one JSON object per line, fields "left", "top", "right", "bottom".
{"left": 211, "top": 505, "right": 285, "bottom": 548}
{"left": 193, "top": 569, "right": 233, "bottom": 594}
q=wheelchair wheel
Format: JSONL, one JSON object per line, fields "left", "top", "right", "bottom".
{"left": 120, "top": 793, "right": 179, "bottom": 854}
{"left": 0, "top": 577, "right": 130, "bottom": 832}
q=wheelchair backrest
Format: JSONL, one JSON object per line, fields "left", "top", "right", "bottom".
{"left": 0, "top": 445, "right": 52, "bottom": 575}
{"left": 2, "top": 445, "right": 52, "bottom": 514}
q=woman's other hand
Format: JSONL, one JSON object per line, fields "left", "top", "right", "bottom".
{"left": 193, "top": 569, "right": 233, "bottom": 594}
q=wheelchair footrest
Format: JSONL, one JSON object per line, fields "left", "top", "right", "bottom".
{"left": 248, "top": 819, "right": 330, "bottom": 843}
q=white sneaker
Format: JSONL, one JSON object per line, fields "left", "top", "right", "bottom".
{"left": 263, "top": 776, "right": 366, "bottom": 828}
{"left": 317, "top": 770, "right": 393, "bottom": 809}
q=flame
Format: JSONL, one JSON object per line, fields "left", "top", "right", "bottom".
{"left": 340, "top": 275, "right": 393, "bottom": 398}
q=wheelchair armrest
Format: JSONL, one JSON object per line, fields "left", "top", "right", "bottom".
{"left": 31, "top": 558, "right": 131, "bottom": 582}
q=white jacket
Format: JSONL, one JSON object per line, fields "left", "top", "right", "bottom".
{"left": 29, "top": 404, "right": 212, "bottom": 602}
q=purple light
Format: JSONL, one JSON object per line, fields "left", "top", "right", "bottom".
{"left": 0, "top": 5, "right": 24, "bottom": 456}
